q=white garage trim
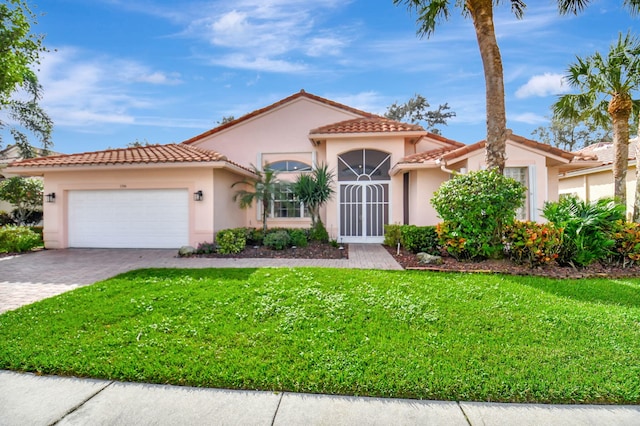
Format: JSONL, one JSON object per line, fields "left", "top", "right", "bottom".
{"left": 68, "top": 189, "right": 189, "bottom": 248}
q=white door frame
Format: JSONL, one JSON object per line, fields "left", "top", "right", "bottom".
{"left": 338, "top": 181, "right": 390, "bottom": 243}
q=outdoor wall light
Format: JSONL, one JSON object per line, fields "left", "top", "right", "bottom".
{"left": 193, "top": 190, "right": 203, "bottom": 201}
{"left": 45, "top": 192, "right": 56, "bottom": 203}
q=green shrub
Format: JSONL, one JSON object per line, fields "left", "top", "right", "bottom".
{"left": 289, "top": 229, "right": 308, "bottom": 248}
{"left": 309, "top": 221, "right": 329, "bottom": 242}
{"left": 196, "top": 242, "right": 216, "bottom": 254}
{"left": 30, "top": 226, "right": 43, "bottom": 238}
{"left": 610, "top": 220, "right": 640, "bottom": 267}
{"left": 216, "top": 228, "right": 246, "bottom": 254}
{"left": 0, "top": 225, "right": 42, "bottom": 253}
{"left": 431, "top": 170, "right": 526, "bottom": 260}
{"left": 504, "top": 221, "right": 562, "bottom": 268}
{"left": 244, "top": 228, "right": 265, "bottom": 246}
{"left": 264, "top": 230, "right": 291, "bottom": 250}
{"left": 542, "top": 196, "right": 624, "bottom": 267}
{"left": 383, "top": 224, "right": 402, "bottom": 247}
{"left": 384, "top": 224, "right": 439, "bottom": 255}
{"left": 401, "top": 225, "right": 439, "bottom": 255}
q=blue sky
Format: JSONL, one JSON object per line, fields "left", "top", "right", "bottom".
{"left": 24, "top": 0, "right": 639, "bottom": 154}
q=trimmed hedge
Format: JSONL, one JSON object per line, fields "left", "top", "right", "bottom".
{"left": 384, "top": 224, "right": 439, "bottom": 255}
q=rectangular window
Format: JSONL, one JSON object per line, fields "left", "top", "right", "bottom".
{"left": 268, "top": 186, "right": 309, "bottom": 218}
{"left": 504, "top": 167, "right": 529, "bottom": 221}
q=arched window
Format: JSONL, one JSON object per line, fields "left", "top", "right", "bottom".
{"left": 337, "top": 149, "right": 390, "bottom": 181}
{"left": 266, "top": 160, "right": 312, "bottom": 172}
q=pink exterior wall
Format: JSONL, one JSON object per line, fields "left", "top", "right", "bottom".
{"left": 458, "top": 140, "right": 558, "bottom": 222}
{"left": 191, "top": 97, "right": 360, "bottom": 168}
{"left": 39, "top": 165, "right": 245, "bottom": 249}
{"left": 410, "top": 169, "right": 449, "bottom": 225}
{"left": 560, "top": 164, "right": 637, "bottom": 220}
{"left": 189, "top": 96, "right": 364, "bottom": 233}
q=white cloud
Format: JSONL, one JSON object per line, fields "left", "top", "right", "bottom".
{"left": 328, "top": 91, "right": 386, "bottom": 115}
{"left": 511, "top": 112, "right": 547, "bottom": 125}
{"left": 180, "top": 0, "right": 351, "bottom": 73}
{"left": 36, "top": 47, "right": 182, "bottom": 127}
{"left": 306, "top": 37, "right": 345, "bottom": 57}
{"left": 515, "top": 73, "right": 568, "bottom": 98}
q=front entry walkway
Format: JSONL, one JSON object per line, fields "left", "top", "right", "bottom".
{"left": 0, "top": 244, "right": 401, "bottom": 314}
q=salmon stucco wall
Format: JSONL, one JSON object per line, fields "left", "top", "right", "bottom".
{"left": 190, "top": 97, "right": 360, "bottom": 168}
{"left": 559, "top": 163, "right": 637, "bottom": 220}
{"left": 461, "top": 141, "right": 555, "bottom": 221}
{"left": 40, "top": 166, "right": 232, "bottom": 249}
{"left": 410, "top": 169, "right": 448, "bottom": 226}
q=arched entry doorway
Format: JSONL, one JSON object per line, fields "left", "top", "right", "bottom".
{"left": 338, "top": 149, "right": 390, "bottom": 243}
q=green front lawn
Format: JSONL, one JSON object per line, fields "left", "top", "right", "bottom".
{"left": 1, "top": 268, "right": 639, "bottom": 403}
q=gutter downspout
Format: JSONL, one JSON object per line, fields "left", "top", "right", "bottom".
{"left": 436, "top": 158, "right": 458, "bottom": 175}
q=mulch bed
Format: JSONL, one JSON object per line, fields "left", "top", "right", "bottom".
{"left": 194, "top": 241, "right": 348, "bottom": 260}
{"left": 385, "top": 246, "right": 640, "bottom": 279}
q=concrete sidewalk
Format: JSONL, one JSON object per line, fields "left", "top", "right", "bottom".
{"left": 2, "top": 371, "right": 639, "bottom": 426}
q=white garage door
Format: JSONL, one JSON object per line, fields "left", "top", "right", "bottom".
{"left": 68, "top": 189, "right": 189, "bottom": 248}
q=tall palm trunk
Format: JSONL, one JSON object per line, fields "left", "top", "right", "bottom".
{"left": 466, "top": 0, "right": 507, "bottom": 173}
{"left": 608, "top": 92, "right": 632, "bottom": 213}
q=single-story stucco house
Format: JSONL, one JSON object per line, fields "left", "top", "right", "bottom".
{"left": 559, "top": 137, "right": 639, "bottom": 219}
{"left": 6, "top": 90, "right": 595, "bottom": 249}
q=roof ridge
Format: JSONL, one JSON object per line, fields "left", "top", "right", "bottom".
{"left": 182, "top": 90, "right": 377, "bottom": 145}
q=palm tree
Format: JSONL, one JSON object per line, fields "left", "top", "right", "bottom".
{"left": 394, "top": 1, "right": 640, "bottom": 174}
{"left": 292, "top": 163, "right": 336, "bottom": 228}
{"left": 232, "top": 165, "right": 284, "bottom": 233}
{"left": 554, "top": 32, "right": 640, "bottom": 219}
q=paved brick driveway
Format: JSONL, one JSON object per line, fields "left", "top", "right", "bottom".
{"left": 0, "top": 246, "right": 401, "bottom": 313}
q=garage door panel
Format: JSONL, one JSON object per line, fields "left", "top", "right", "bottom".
{"left": 68, "top": 189, "right": 189, "bottom": 248}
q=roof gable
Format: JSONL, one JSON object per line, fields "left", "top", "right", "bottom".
{"left": 182, "top": 89, "right": 376, "bottom": 145}
{"left": 440, "top": 133, "right": 578, "bottom": 163}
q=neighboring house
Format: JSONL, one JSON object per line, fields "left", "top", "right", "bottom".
{"left": 6, "top": 90, "right": 594, "bottom": 249}
{"left": 559, "top": 137, "right": 639, "bottom": 219}
{"left": 0, "top": 145, "right": 61, "bottom": 214}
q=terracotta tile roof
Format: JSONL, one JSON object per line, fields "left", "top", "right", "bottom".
{"left": 182, "top": 89, "right": 377, "bottom": 145}
{"left": 310, "top": 117, "right": 425, "bottom": 134}
{"left": 440, "top": 133, "right": 577, "bottom": 162}
{"left": 400, "top": 147, "right": 460, "bottom": 164}
{"left": 9, "top": 144, "right": 238, "bottom": 168}
{"left": 575, "top": 138, "right": 638, "bottom": 164}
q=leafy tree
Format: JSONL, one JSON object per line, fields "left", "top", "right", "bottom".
{"left": 217, "top": 115, "right": 235, "bottom": 126}
{"left": 531, "top": 113, "right": 609, "bottom": 152}
{"left": 0, "top": 176, "right": 43, "bottom": 225}
{"left": 292, "top": 163, "right": 335, "bottom": 228}
{"left": 126, "top": 139, "right": 154, "bottom": 148}
{"left": 553, "top": 32, "right": 640, "bottom": 219}
{"left": 0, "top": 0, "right": 52, "bottom": 157}
{"left": 232, "top": 165, "right": 284, "bottom": 233}
{"left": 394, "top": 1, "right": 640, "bottom": 173}
{"left": 384, "top": 93, "right": 455, "bottom": 134}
